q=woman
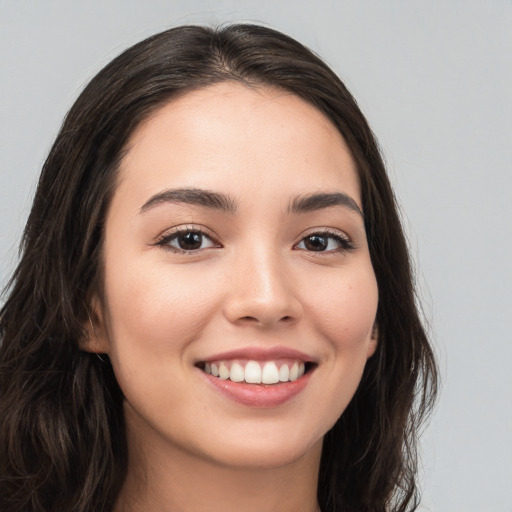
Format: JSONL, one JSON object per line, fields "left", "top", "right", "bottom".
{"left": 0, "top": 24, "right": 438, "bottom": 512}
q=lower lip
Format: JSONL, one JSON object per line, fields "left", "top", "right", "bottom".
{"left": 202, "top": 370, "right": 312, "bottom": 408}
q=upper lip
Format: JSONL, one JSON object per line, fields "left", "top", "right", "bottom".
{"left": 197, "top": 346, "right": 316, "bottom": 364}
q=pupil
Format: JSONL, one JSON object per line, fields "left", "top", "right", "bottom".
{"left": 305, "top": 235, "right": 327, "bottom": 251}
{"left": 179, "top": 232, "right": 202, "bottom": 250}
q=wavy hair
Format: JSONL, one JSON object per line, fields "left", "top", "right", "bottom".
{"left": 0, "top": 24, "right": 438, "bottom": 512}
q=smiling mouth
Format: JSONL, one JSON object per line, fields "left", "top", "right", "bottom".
{"left": 196, "top": 359, "right": 315, "bottom": 385}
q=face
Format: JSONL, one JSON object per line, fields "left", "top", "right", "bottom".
{"left": 88, "top": 82, "right": 378, "bottom": 469}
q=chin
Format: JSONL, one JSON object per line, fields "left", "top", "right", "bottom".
{"left": 202, "top": 435, "right": 324, "bottom": 470}
{"left": 189, "top": 416, "right": 328, "bottom": 471}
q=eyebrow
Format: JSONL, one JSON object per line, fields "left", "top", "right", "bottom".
{"left": 140, "top": 188, "right": 237, "bottom": 214}
{"left": 289, "top": 192, "right": 363, "bottom": 217}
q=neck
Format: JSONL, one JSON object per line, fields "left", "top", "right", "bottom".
{"left": 115, "top": 413, "right": 323, "bottom": 512}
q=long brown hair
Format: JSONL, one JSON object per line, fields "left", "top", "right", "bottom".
{"left": 0, "top": 24, "right": 438, "bottom": 512}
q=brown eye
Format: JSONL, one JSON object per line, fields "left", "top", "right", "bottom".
{"left": 295, "top": 231, "right": 353, "bottom": 253}
{"left": 158, "top": 229, "right": 218, "bottom": 252}
{"left": 176, "top": 231, "right": 203, "bottom": 250}
{"left": 303, "top": 235, "right": 329, "bottom": 251}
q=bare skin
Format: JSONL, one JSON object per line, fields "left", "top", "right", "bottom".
{"left": 116, "top": 414, "right": 322, "bottom": 512}
{"left": 86, "top": 83, "right": 378, "bottom": 512}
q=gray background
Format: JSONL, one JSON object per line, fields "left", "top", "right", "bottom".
{"left": 1, "top": 1, "right": 511, "bottom": 510}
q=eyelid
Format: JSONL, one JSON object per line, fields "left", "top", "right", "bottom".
{"left": 293, "top": 227, "right": 354, "bottom": 253}
{"left": 154, "top": 224, "right": 222, "bottom": 253}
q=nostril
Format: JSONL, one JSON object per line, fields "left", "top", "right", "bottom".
{"left": 239, "top": 315, "right": 294, "bottom": 324}
{"left": 241, "top": 316, "right": 258, "bottom": 322}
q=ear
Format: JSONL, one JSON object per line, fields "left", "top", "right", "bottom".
{"left": 81, "top": 294, "right": 110, "bottom": 354}
{"left": 366, "top": 323, "right": 378, "bottom": 358}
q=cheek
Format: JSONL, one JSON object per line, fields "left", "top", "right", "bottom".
{"left": 302, "top": 265, "right": 378, "bottom": 425}
{"left": 100, "top": 259, "right": 224, "bottom": 429}
{"left": 307, "top": 266, "right": 378, "bottom": 350}
{"left": 102, "top": 257, "right": 221, "bottom": 364}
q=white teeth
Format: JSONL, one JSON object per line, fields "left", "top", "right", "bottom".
{"left": 218, "top": 363, "right": 230, "bottom": 380}
{"left": 245, "top": 361, "right": 262, "bottom": 383}
{"left": 202, "top": 359, "right": 309, "bottom": 384}
{"left": 289, "top": 362, "right": 299, "bottom": 381}
{"left": 229, "top": 362, "right": 245, "bottom": 382}
{"left": 261, "top": 362, "right": 279, "bottom": 384}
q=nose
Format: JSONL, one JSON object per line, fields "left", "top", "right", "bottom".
{"left": 222, "top": 247, "right": 303, "bottom": 328}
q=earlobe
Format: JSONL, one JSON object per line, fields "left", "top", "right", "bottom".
{"left": 367, "top": 323, "right": 378, "bottom": 358}
{"left": 81, "top": 295, "right": 110, "bottom": 354}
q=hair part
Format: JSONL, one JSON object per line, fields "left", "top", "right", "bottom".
{"left": 0, "top": 24, "right": 438, "bottom": 512}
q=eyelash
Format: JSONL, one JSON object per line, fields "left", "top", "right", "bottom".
{"left": 155, "top": 226, "right": 220, "bottom": 254}
{"left": 294, "top": 229, "right": 354, "bottom": 254}
{"left": 155, "top": 227, "right": 354, "bottom": 255}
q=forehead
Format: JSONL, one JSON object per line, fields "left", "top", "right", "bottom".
{"left": 116, "top": 82, "right": 360, "bottom": 209}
